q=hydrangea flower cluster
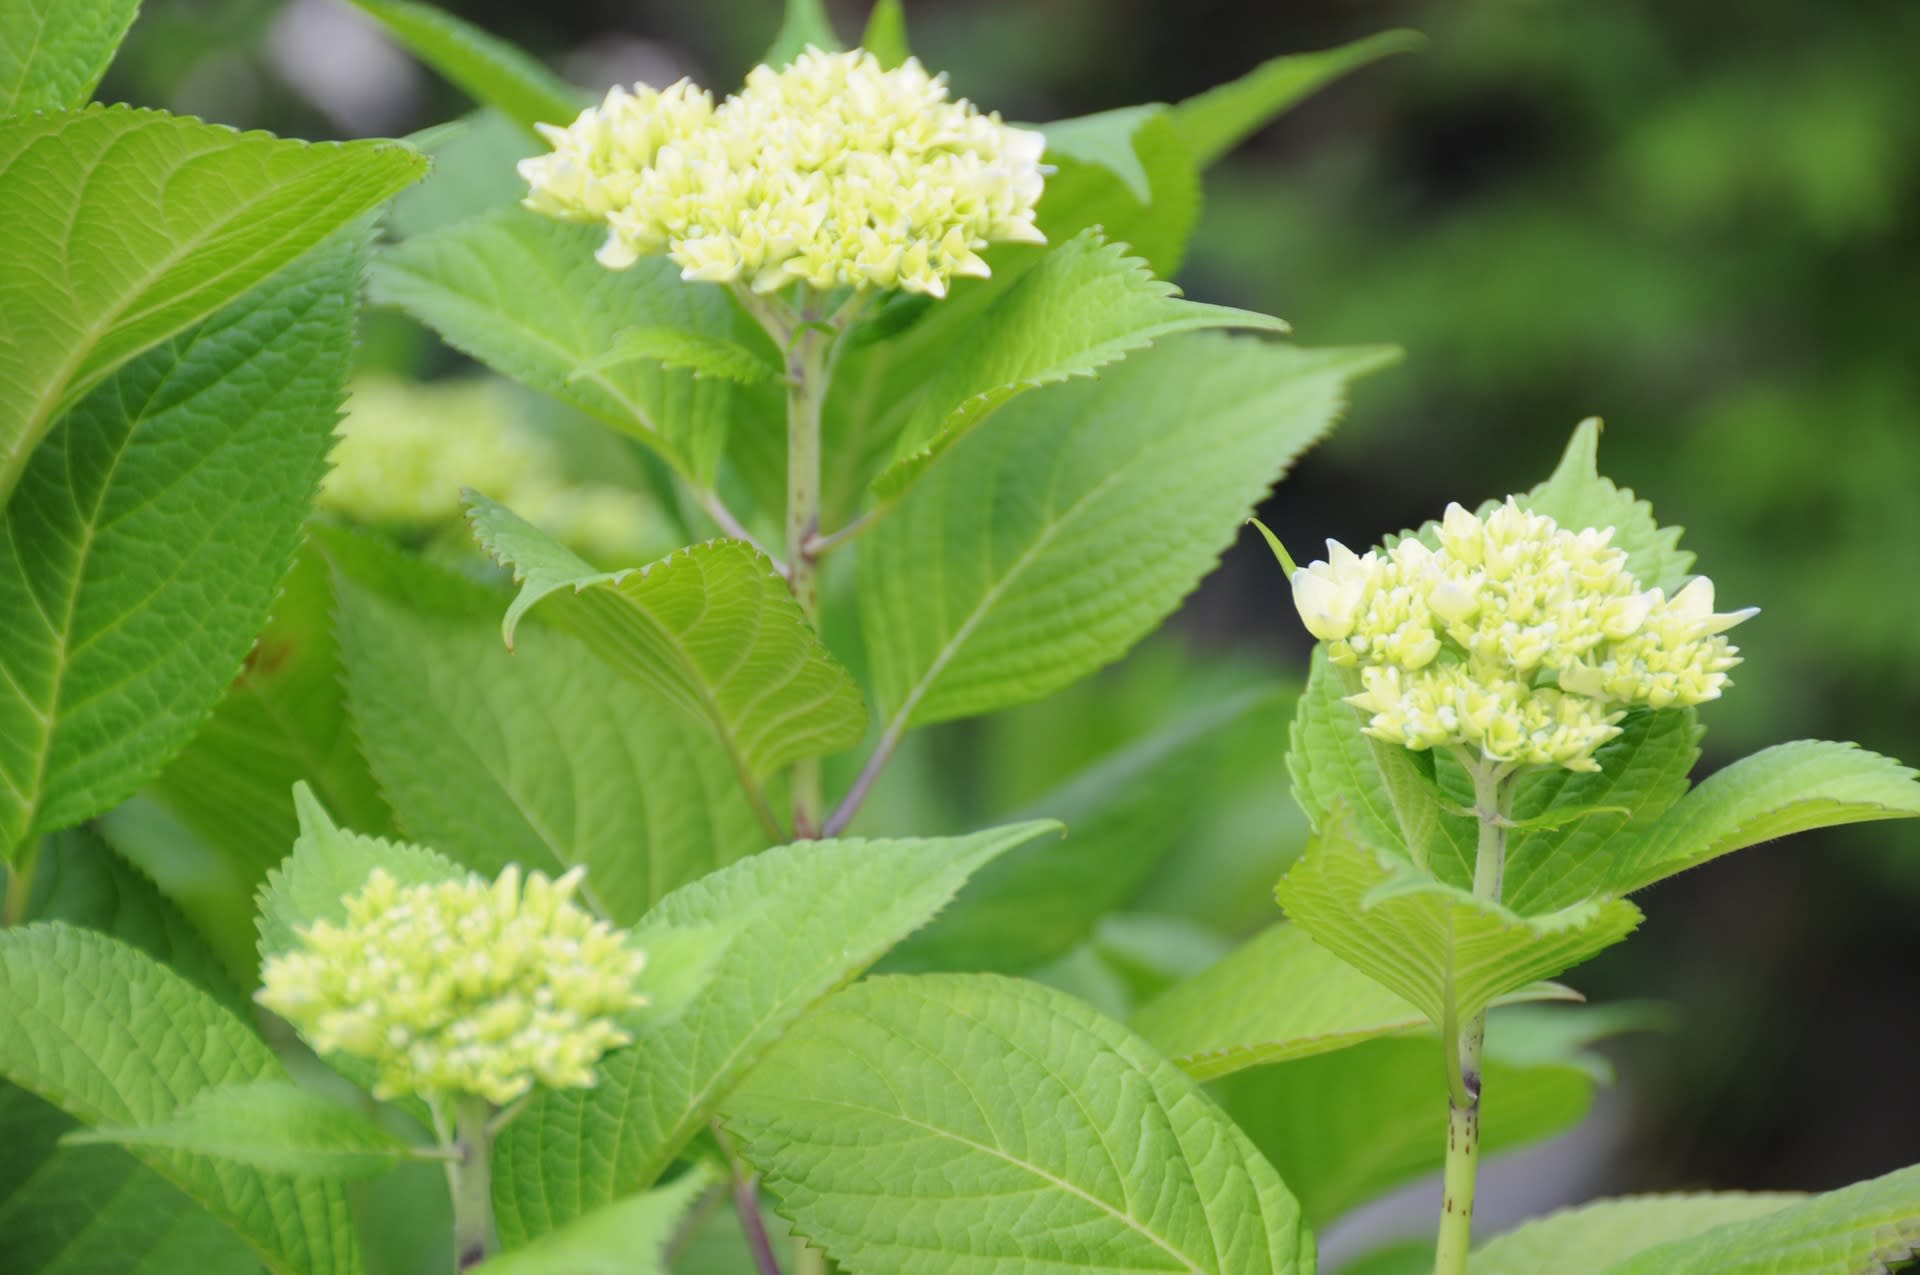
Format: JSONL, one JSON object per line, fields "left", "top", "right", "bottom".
{"left": 258, "top": 866, "right": 646, "bottom": 1105}
{"left": 1292, "top": 499, "right": 1755, "bottom": 771}
{"left": 520, "top": 48, "right": 1048, "bottom": 297}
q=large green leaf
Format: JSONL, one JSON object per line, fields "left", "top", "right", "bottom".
{"left": 1169, "top": 31, "right": 1427, "bottom": 169}
{"left": 370, "top": 207, "right": 758, "bottom": 483}
{"left": 1216, "top": 1007, "right": 1611, "bottom": 1227}
{"left": 862, "top": 334, "right": 1395, "bottom": 731}
{"left": 1517, "top": 419, "right": 1694, "bottom": 594}
{"left": 725, "top": 973, "right": 1313, "bottom": 1275}
{"left": 1597, "top": 1164, "right": 1920, "bottom": 1275}
{"left": 874, "top": 231, "right": 1288, "bottom": 499}
{"left": 0, "top": 227, "right": 368, "bottom": 863}
{"left": 0, "top": 923, "right": 361, "bottom": 1274}
{"left": 1470, "top": 1193, "right": 1800, "bottom": 1275}
{"left": 0, "top": 106, "right": 421, "bottom": 499}
{"left": 326, "top": 527, "right": 770, "bottom": 920}
{"left": 489, "top": 822, "right": 1058, "bottom": 1246}
{"left": 1609, "top": 740, "right": 1920, "bottom": 897}
{"left": 891, "top": 687, "right": 1285, "bottom": 975}
{"left": 0, "top": 1084, "right": 258, "bottom": 1275}
{"left": 69, "top": 1081, "right": 411, "bottom": 1180}
{"left": 1276, "top": 822, "right": 1641, "bottom": 1029}
{"left": 468, "top": 494, "right": 865, "bottom": 788}
{"left": 479, "top": 1167, "right": 710, "bottom": 1274}
{"left": 343, "top": 0, "right": 585, "bottom": 134}
{"left": 0, "top": 0, "right": 139, "bottom": 115}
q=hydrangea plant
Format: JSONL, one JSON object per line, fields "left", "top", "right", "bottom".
{"left": 1, "top": 3, "right": 1918, "bottom": 1275}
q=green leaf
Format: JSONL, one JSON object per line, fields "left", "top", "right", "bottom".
{"left": 0, "top": 106, "right": 422, "bottom": 500}
{"left": 0, "top": 226, "right": 369, "bottom": 863}
{"left": 860, "top": 0, "right": 910, "bottom": 69}
{"left": 862, "top": 335, "right": 1396, "bottom": 730}
{"left": 480, "top": 1166, "right": 711, "bottom": 1274}
{"left": 1518, "top": 418, "right": 1694, "bottom": 593}
{"left": 1216, "top": 1007, "right": 1609, "bottom": 1226}
{"left": 489, "top": 822, "right": 1059, "bottom": 1245}
{"left": 1170, "top": 30, "right": 1427, "bottom": 170}
{"left": 1342, "top": 1242, "right": 1437, "bottom": 1275}
{"left": 1596, "top": 1163, "right": 1920, "bottom": 1275}
{"left": 343, "top": 0, "right": 585, "bottom": 134}
{"left": 0, "top": 0, "right": 140, "bottom": 114}
{"left": 578, "top": 325, "right": 779, "bottom": 385}
{"left": 0, "top": 923, "right": 362, "bottom": 1274}
{"left": 763, "top": 0, "right": 844, "bottom": 66}
{"left": 1609, "top": 740, "right": 1920, "bottom": 897}
{"left": 256, "top": 783, "right": 465, "bottom": 964}
{"left": 724, "top": 973, "right": 1313, "bottom": 1275}
{"left": 68, "top": 1081, "right": 411, "bottom": 1180}
{"left": 1041, "top": 106, "right": 1164, "bottom": 202}
{"left": 1470, "top": 1193, "right": 1801, "bottom": 1275}
{"left": 890, "top": 687, "right": 1284, "bottom": 975}
{"left": 325, "top": 527, "right": 771, "bottom": 922}
{"left": 0, "top": 1084, "right": 260, "bottom": 1275}
{"left": 1276, "top": 821, "right": 1641, "bottom": 1028}
{"left": 388, "top": 110, "right": 536, "bottom": 240}
{"left": 371, "top": 207, "right": 754, "bottom": 483}
{"left": 468, "top": 494, "right": 866, "bottom": 783}
{"left": 875, "top": 231, "right": 1289, "bottom": 498}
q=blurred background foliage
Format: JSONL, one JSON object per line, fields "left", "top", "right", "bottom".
{"left": 101, "top": 0, "right": 1919, "bottom": 1245}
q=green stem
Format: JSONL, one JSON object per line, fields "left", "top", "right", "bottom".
{"left": 3, "top": 838, "right": 40, "bottom": 927}
{"left": 1434, "top": 760, "right": 1512, "bottom": 1275}
{"left": 440, "top": 1096, "right": 495, "bottom": 1272}
{"left": 784, "top": 319, "right": 831, "bottom": 838}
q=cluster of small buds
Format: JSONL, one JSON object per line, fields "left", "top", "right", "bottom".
{"left": 520, "top": 47, "right": 1048, "bottom": 297}
{"left": 1290, "top": 499, "right": 1755, "bottom": 771}
{"left": 257, "top": 866, "right": 647, "bottom": 1105}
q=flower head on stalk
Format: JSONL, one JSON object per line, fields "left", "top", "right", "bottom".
{"left": 258, "top": 866, "right": 646, "bottom": 1105}
{"left": 1279, "top": 499, "right": 1755, "bottom": 772}
{"left": 519, "top": 47, "right": 1048, "bottom": 297}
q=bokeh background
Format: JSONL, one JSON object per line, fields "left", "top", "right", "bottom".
{"left": 108, "top": 0, "right": 1920, "bottom": 1253}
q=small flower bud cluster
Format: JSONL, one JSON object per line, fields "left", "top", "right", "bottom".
{"left": 1291, "top": 499, "right": 1755, "bottom": 771}
{"left": 258, "top": 866, "right": 647, "bottom": 1105}
{"left": 520, "top": 48, "right": 1048, "bottom": 297}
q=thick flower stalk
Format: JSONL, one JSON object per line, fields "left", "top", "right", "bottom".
{"left": 519, "top": 47, "right": 1047, "bottom": 297}
{"left": 1292, "top": 498, "right": 1755, "bottom": 774}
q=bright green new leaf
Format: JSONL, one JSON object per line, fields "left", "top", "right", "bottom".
{"left": 863, "top": 335, "right": 1396, "bottom": 730}
{"left": 326, "top": 526, "right": 772, "bottom": 920}
{"left": 578, "top": 326, "right": 779, "bottom": 385}
{"left": 1042, "top": 105, "right": 1165, "bottom": 202}
{"left": 489, "top": 822, "right": 1059, "bottom": 1245}
{"left": 67, "top": 1081, "right": 411, "bottom": 1180}
{"left": 875, "top": 231, "right": 1290, "bottom": 498}
{"left": 1170, "top": 30, "right": 1427, "bottom": 170}
{"left": 860, "top": 0, "right": 911, "bottom": 68}
{"left": 478, "top": 1166, "right": 711, "bottom": 1275}
{"left": 0, "top": 105, "right": 421, "bottom": 500}
{"left": 891, "top": 688, "right": 1284, "bottom": 975}
{"left": 0, "top": 1084, "right": 259, "bottom": 1275}
{"left": 763, "top": 0, "right": 844, "bottom": 66}
{"left": 1597, "top": 1163, "right": 1920, "bottom": 1274}
{"left": 255, "top": 784, "right": 465, "bottom": 964}
{"left": 344, "top": 0, "right": 585, "bottom": 134}
{"left": 0, "top": 923, "right": 362, "bottom": 1274}
{"left": 1470, "top": 1193, "right": 1800, "bottom": 1275}
{"left": 371, "top": 208, "right": 750, "bottom": 483}
{"left": 1518, "top": 418, "right": 1694, "bottom": 593}
{"left": 725, "top": 973, "right": 1314, "bottom": 1275}
{"left": 0, "top": 228, "right": 368, "bottom": 864}
{"left": 1216, "top": 1007, "right": 1611, "bottom": 1226}
{"left": 1609, "top": 740, "right": 1920, "bottom": 897}
{"left": 0, "top": 0, "right": 140, "bottom": 114}
{"left": 1276, "top": 822, "right": 1642, "bottom": 1029}
{"left": 468, "top": 494, "right": 866, "bottom": 785}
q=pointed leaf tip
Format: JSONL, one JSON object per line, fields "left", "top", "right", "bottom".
{"left": 1248, "top": 517, "right": 1298, "bottom": 577}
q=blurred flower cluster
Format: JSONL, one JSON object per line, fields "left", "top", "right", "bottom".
{"left": 520, "top": 47, "right": 1047, "bottom": 296}
{"left": 1293, "top": 500, "right": 1754, "bottom": 771}
{"left": 258, "top": 866, "right": 646, "bottom": 1105}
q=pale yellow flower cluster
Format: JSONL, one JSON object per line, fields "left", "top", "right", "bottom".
{"left": 520, "top": 48, "right": 1048, "bottom": 297}
{"left": 1292, "top": 500, "right": 1755, "bottom": 771}
{"left": 258, "top": 867, "right": 646, "bottom": 1105}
